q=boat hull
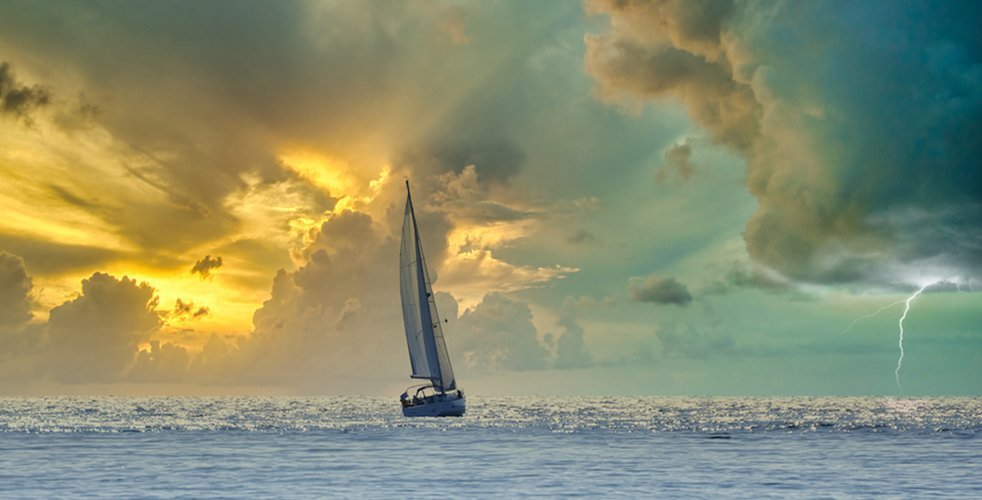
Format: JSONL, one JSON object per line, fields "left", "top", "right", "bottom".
{"left": 401, "top": 394, "right": 466, "bottom": 417}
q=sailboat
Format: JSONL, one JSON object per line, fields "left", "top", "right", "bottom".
{"left": 398, "top": 180, "right": 466, "bottom": 417}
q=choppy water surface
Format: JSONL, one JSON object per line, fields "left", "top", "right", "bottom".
{"left": 0, "top": 397, "right": 978, "bottom": 497}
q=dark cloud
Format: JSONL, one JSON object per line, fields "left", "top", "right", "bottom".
{"left": 585, "top": 9, "right": 759, "bottom": 153}
{"left": 45, "top": 273, "right": 161, "bottom": 382}
{"left": 702, "top": 260, "right": 797, "bottom": 296}
{"left": 629, "top": 274, "right": 693, "bottom": 306}
{"left": 190, "top": 255, "right": 223, "bottom": 279}
{"left": 0, "top": 0, "right": 500, "bottom": 192}
{"left": 0, "top": 251, "right": 33, "bottom": 328}
{"left": 429, "top": 165, "right": 534, "bottom": 224}
{"left": 171, "top": 298, "right": 209, "bottom": 320}
{"left": 588, "top": 0, "right": 735, "bottom": 59}
{"left": 656, "top": 141, "right": 697, "bottom": 183}
{"left": 401, "top": 138, "right": 526, "bottom": 185}
{"left": 0, "top": 62, "right": 50, "bottom": 125}
{"left": 587, "top": 0, "right": 982, "bottom": 287}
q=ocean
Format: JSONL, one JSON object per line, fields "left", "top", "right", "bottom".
{"left": 0, "top": 396, "right": 978, "bottom": 498}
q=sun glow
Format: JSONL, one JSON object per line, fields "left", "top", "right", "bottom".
{"left": 44, "top": 267, "right": 259, "bottom": 334}
{"left": 278, "top": 150, "right": 392, "bottom": 215}
{"left": 279, "top": 150, "right": 355, "bottom": 196}
{"left": 0, "top": 140, "right": 138, "bottom": 253}
{"left": 333, "top": 163, "right": 391, "bottom": 214}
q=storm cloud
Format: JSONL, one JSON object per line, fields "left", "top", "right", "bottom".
{"left": 629, "top": 274, "right": 694, "bottom": 306}
{"left": 587, "top": 0, "right": 982, "bottom": 287}
{"left": 190, "top": 255, "right": 223, "bottom": 279}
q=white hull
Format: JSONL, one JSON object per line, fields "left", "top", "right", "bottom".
{"left": 402, "top": 394, "right": 466, "bottom": 417}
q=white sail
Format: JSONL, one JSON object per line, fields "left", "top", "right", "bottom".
{"left": 399, "top": 182, "right": 457, "bottom": 392}
{"left": 399, "top": 199, "right": 432, "bottom": 380}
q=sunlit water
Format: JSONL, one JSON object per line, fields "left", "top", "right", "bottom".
{"left": 0, "top": 397, "right": 978, "bottom": 498}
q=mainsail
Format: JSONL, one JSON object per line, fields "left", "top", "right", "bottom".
{"left": 399, "top": 182, "right": 456, "bottom": 392}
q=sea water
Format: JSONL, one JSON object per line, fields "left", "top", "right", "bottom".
{"left": 0, "top": 396, "right": 978, "bottom": 498}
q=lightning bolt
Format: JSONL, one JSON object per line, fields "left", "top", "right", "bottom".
{"left": 836, "top": 299, "right": 906, "bottom": 336}
{"left": 894, "top": 283, "right": 930, "bottom": 391}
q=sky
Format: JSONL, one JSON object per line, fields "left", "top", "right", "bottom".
{"left": 0, "top": 0, "right": 978, "bottom": 396}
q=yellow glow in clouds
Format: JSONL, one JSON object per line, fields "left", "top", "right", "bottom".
{"left": 279, "top": 150, "right": 354, "bottom": 196}
{"left": 279, "top": 149, "right": 392, "bottom": 216}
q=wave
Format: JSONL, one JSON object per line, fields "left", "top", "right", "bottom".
{"left": 0, "top": 396, "right": 978, "bottom": 434}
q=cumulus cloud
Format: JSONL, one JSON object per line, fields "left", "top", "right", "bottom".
{"left": 430, "top": 165, "right": 533, "bottom": 223}
{"left": 190, "top": 255, "right": 223, "bottom": 279}
{"left": 0, "top": 62, "right": 51, "bottom": 125}
{"left": 587, "top": 0, "right": 982, "bottom": 287}
{"left": 629, "top": 274, "right": 693, "bottom": 306}
{"left": 453, "top": 292, "right": 549, "bottom": 371}
{"left": 0, "top": 252, "right": 38, "bottom": 384}
{"left": 0, "top": 251, "right": 34, "bottom": 329}
{"left": 553, "top": 298, "right": 592, "bottom": 369}
{"left": 585, "top": 0, "right": 756, "bottom": 152}
{"left": 189, "top": 333, "right": 239, "bottom": 382}
{"left": 129, "top": 340, "right": 191, "bottom": 383}
{"left": 45, "top": 273, "right": 161, "bottom": 382}
{"left": 428, "top": 165, "right": 577, "bottom": 308}
{"left": 239, "top": 208, "right": 408, "bottom": 388}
